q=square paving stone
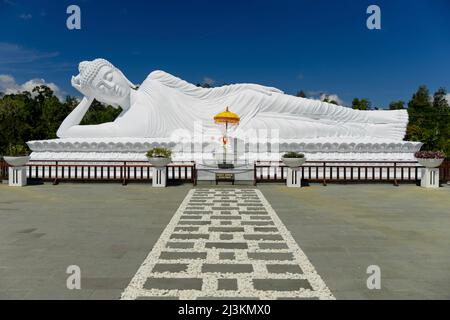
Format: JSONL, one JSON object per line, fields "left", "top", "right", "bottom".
{"left": 184, "top": 211, "right": 211, "bottom": 215}
{"left": 241, "top": 221, "right": 275, "bottom": 226}
{"left": 174, "top": 226, "right": 199, "bottom": 232}
{"left": 250, "top": 216, "right": 272, "bottom": 220}
{"left": 166, "top": 242, "right": 195, "bottom": 249}
{"left": 136, "top": 296, "right": 179, "bottom": 300}
{"left": 209, "top": 227, "right": 245, "bottom": 233}
{"left": 244, "top": 234, "right": 283, "bottom": 241}
{"left": 144, "top": 278, "right": 203, "bottom": 291}
{"left": 205, "top": 242, "right": 248, "bottom": 249}
{"left": 258, "top": 242, "right": 289, "bottom": 250}
{"left": 152, "top": 263, "right": 189, "bottom": 273}
{"left": 240, "top": 211, "right": 268, "bottom": 215}
{"left": 266, "top": 264, "right": 303, "bottom": 274}
{"left": 211, "top": 216, "right": 241, "bottom": 220}
{"left": 247, "top": 252, "right": 293, "bottom": 261}
{"left": 159, "top": 251, "right": 207, "bottom": 260}
{"left": 180, "top": 215, "right": 202, "bottom": 220}
{"left": 253, "top": 279, "right": 312, "bottom": 291}
{"left": 254, "top": 227, "right": 278, "bottom": 232}
{"left": 218, "top": 279, "right": 238, "bottom": 291}
{"left": 220, "top": 234, "right": 234, "bottom": 240}
{"left": 178, "top": 221, "right": 211, "bottom": 225}
{"left": 170, "top": 233, "right": 209, "bottom": 240}
{"left": 219, "top": 252, "right": 235, "bottom": 260}
{"left": 202, "top": 264, "right": 253, "bottom": 273}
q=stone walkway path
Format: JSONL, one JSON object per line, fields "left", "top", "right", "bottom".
{"left": 121, "top": 188, "right": 334, "bottom": 300}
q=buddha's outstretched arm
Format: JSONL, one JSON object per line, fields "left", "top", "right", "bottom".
{"left": 57, "top": 97, "right": 117, "bottom": 138}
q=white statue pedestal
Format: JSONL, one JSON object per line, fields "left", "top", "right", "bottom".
{"left": 287, "top": 168, "right": 302, "bottom": 188}
{"left": 421, "top": 168, "right": 440, "bottom": 188}
{"left": 9, "top": 167, "right": 27, "bottom": 187}
{"left": 152, "top": 167, "right": 167, "bottom": 187}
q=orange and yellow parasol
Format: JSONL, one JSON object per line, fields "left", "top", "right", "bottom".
{"left": 213, "top": 107, "right": 240, "bottom": 164}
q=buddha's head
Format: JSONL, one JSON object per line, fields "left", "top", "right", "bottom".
{"left": 71, "top": 58, "right": 135, "bottom": 108}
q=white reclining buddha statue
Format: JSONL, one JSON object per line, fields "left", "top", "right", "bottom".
{"left": 28, "top": 58, "right": 421, "bottom": 161}
{"left": 57, "top": 58, "right": 408, "bottom": 141}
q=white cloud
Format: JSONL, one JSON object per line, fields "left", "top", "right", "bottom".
{"left": 446, "top": 93, "right": 450, "bottom": 104}
{"left": 0, "top": 74, "right": 64, "bottom": 100}
{"left": 0, "top": 42, "right": 59, "bottom": 64}
{"left": 19, "top": 13, "right": 32, "bottom": 20}
{"left": 203, "top": 77, "right": 215, "bottom": 86}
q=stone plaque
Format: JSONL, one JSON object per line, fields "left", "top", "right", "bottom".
{"left": 216, "top": 173, "right": 235, "bottom": 184}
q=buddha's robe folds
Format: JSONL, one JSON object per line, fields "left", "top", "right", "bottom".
{"left": 119, "top": 71, "right": 408, "bottom": 140}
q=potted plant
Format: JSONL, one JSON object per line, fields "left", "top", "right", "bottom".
{"left": 3, "top": 144, "right": 31, "bottom": 167}
{"left": 146, "top": 147, "right": 172, "bottom": 167}
{"left": 281, "top": 151, "right": 306, "bottom": 168}
{"left": 415, "top": 151, "right": 445, "bottom": 168}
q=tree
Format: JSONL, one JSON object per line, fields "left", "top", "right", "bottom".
{"left": 80, "top": 99, "right": 122, "bottom": 125}
{"left": 296, "top": 90, "right": 306, "bottom": 98}
{"left": 405, "top": 85, "right": 450, "bottom": 155}
{"left": 196, "top": 82, "right": 213, "bottom": 88}
{"left": 352, "top": 98, "right": 371, "bottom": 110}
{"left": 0, "top": 85, "right": 124, "bottom": 154}
{"left": 433, "top": 87, "right": 449, "bottom": 109}
{"left": 389, "top": 100, "right": 405, "bottom": 110}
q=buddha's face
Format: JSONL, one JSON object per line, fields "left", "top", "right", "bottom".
{"left": 71, "top": 59, "right": 132, "bottom": 108}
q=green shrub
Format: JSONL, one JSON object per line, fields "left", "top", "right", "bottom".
{"left": 146, "top": 147, "right": 172, "bottom": 158}
{"left": 282, "top": 151, "right": 305, "bottom": 158}
{"left": 5, "top": 144, "right": 30, "bottom": 156}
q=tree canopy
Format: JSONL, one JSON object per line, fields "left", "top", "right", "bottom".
{"left": 0, "top": 86, "right": 120, "bottom": 154}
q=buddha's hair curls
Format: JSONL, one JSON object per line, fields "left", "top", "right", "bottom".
{"left": 78, "top": 58, "right": 135, "bottom": 88}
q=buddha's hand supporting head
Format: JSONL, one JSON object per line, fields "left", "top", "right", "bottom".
{"left": 71, "top": 58, "right": 135, "bottom": 109}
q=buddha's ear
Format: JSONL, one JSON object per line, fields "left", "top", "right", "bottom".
{"left": 117, "top": 69, "right": 136, "bottom": 89}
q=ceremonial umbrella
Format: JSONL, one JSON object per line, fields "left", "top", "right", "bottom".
{"left": 213, "top": 107, "right": 240, "bottom": 165}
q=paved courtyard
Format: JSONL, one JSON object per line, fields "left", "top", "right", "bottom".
{"left": 0, "top": 182, "right": 449, "bottom": 299}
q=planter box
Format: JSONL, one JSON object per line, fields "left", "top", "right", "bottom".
{"left": 282, "top": 157, "right": 306, "bottom": 168}
{"left": 4, "top": 156, "right": 30, "bottom": 167}
{"left": 147, "top": 157, "right": 171, "bottom": 168}
{"left": 416, "top": 158, "right": 444, "bottom": 168}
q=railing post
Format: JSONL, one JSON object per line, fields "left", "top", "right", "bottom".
{"left": 393, "top": 162, "right": 399, "bottom": 186}
{"left": 122, "top": 161, "right": 127, "bottom": 186}
{"left": 323, "top": 162, "right": 327, "bottom": 186}
{"left": 53, "top": 161, "right": 59, "bottom": 185}
{"left": 253, "top": 162, "right": 257, "bottom": 186}
{"left": 193, "top": 163, "right": 197, "bottom": 186}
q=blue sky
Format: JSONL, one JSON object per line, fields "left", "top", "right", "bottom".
{"left": 0, "top": 0, "right": 449, "bottom": 107}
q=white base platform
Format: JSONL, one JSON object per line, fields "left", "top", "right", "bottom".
{"left": 27, "top": 137, "right": 423, "bottom": 162}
